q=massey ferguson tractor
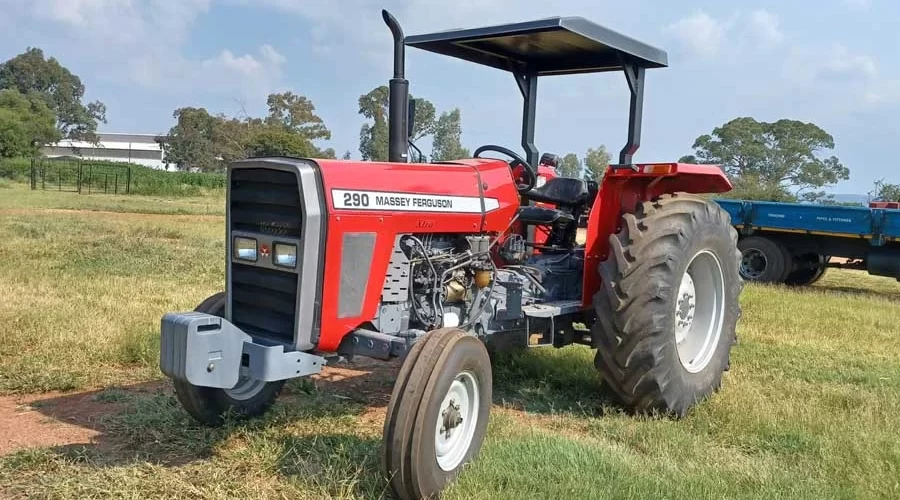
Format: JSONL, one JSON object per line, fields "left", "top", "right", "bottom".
{"left": 160, "top": 10, "right": 743, "bottom": 499}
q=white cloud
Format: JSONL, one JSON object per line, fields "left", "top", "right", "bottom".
{"left": 664, "top": 8, "right": 786, "bottom": 58}
{"left": 864, "top": 80, "right": 900, "bottom": 106}
{"left": 28, "top": 0, "right": 210, "bottom": 47}
{"left": 748, "top": 9, "right": 783, "bottom": 45}
{"left": 663, "top": 10, "right": 726, "bottom": 57}
{"left": 783, "top": 44, "right": 878, "bottom": 84}
{"left": 247, "top": 0, "right": 564, "bottom": 66}
{"left": 5, "top": 0, "right": 286, "bottom": 105}
{"left": 197, "top": 45, "right": 286, "bottom": 94}
{"left": 821, "top": 44, "right": 878, "bottom": 80}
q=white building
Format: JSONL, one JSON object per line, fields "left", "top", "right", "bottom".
{"left": 41, "top": 133, "right": 168, "bottom": 170}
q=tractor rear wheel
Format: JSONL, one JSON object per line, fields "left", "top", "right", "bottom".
{"left": 172, "top": 292, "right": 285, "bottom": 425}
{"left": 383, "top": 328, "right": 492, "bottom": 500}
{"left": 592, "top": 193, "right": 742, "bottom": 417}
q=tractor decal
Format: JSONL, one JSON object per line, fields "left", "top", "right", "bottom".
{"left": 331, "top": 188, "right": 500, "bottom": 213}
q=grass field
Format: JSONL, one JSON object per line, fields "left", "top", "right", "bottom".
{"left": 1, "top": 183, "right": 899, "bottom": 499}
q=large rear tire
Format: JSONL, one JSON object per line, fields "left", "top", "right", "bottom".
{"left": 737, "top": 236, "right": 791, "bottom": 283}
{"left": 172, "top": 292, "right": 285, "bottom": 426}
{"left": 592, "top": 193, "right": 742, "bottom": 417}
{"left": 383, "top": 328, "right": 492, "bottom": 500}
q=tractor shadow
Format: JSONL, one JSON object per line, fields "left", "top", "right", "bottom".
{"left": 11, "top": 349, "right": 616, "bottom": 497}
{"left": 811, "top": 282, "right": 900, "bottom": 301}
{"left": 489, "top": 345, "right": 620, "bottom": 417}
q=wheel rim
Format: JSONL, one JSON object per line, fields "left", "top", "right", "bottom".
{"left": 224, "top": 375, "right": 266, "bottom": 401}
{"left": 739, "top": 248, "right": 767, "bottom": 279}
{"left": 675, "top": 250, "right": 726, "bottom": 373}
{"left": 435, "top": 371, "right": 480, "bottom": 471}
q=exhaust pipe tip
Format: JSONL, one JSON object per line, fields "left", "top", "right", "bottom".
{"left": 383, "top": 9, "right": 409, "bottom": 163}
{"left": 382, "top": 9, "right": 405, "bottom": 79}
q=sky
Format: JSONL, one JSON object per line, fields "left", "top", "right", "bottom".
{"left": 1, "top": 0, "right": 898, "bottom": 194}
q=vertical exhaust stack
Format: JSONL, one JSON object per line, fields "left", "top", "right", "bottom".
{"left": 383, "top": 10, "right": 409, "bottom": 163}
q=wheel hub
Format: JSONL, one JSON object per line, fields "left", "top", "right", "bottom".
{"left": 674, "top": 250, "right": 726, "bottom": 373}
{"left": 435, "top": 371, "right": 479, "bottom": 471}
{"left": 440, "top": 400, "right": 464, "bottom": 439}
{"left": 675, "top": 273, "right": 696, "bottom": 344}
{"left": 740, "top": 249, "right": 767, "bottom": 279}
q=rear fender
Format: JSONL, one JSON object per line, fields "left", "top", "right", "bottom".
{"left": 581, "top": 163, "right": 731, "bottom": 307}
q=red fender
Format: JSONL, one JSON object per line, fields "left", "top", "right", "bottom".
{"left": 581, "top": 163, "right": 732, "bottom": 307}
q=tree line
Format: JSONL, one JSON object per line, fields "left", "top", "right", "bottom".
{"left": 1, "top": 47, "right": 898, "bottom": 202}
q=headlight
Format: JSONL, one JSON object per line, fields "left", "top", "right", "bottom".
{"left": 536, "top": 175, "right": 547, "bottom": 187}
{"left": 273, "top": 242, "right": 297, "bottom": 268}
{"left": 234, "top": 237, "right": 257, "bottom": 261}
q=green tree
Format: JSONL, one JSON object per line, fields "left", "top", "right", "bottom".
{"left": 213, "top": 116, "right": 256, "bottom": 164}
{"left": 0, "top": 48, "right": 106, "bottom": 142}
{"left": 0, "top": 89, "right": 61, "bottom": 157}
{"left": 558, "top": 153, "right": 580, "bottom": 178}
{"left": 157, "top": 107, "right": 221, "bottom": 172}
{"left": 358, "top": 85, "right": 436, "bottom": 161}
{"left": 257, "top": 91, "right": 334, "bottom": 159}
{"left": 715, "top": 173, "right": 800, "bottom": 202}
{"left": 246, "top": 127, "right": 321, "bottom": 158}
{"left": 265, "top": 91, "right": 331, "bottom": 141}
{"left": 583, "top": 146, "right": 611, "bottom": 182}
{"left": 158, "top": 92, "right": 335, "bottom": 170}
{"left": 358, "top": 86, "right": 389, "bottom": 161}
{"left": 684, "top": 117, "right": 849, "bottom": 201}
{"left": 871, "top": 179, "right": 900, "bottom": 202}
{"left": 431, "top": 109, "right": 470, "bottom": 162}
{"left": 410, "top": 97, "right": 436, "bottom": 141}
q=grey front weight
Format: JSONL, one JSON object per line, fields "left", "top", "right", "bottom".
{"left": 159, "top": 312, "right": 325, "bottom": 389}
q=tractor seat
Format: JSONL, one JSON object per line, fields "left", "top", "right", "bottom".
{"left": 517, "top": 205, "right": 575, "bottom": 226}
{"left": 526, "top": 177, "right": 589, "bottom": 207}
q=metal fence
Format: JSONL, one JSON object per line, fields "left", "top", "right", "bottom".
{"left": 30, "top": 157, "right": 131, "bottom": 195}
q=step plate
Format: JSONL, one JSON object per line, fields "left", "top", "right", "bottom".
{"left": 522, "top": 300, "right": 583, "bottom": 318}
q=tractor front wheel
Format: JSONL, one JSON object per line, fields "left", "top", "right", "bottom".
{"left": 172, "top": 292, "right": 285, "bottom": 425}
{"left": 383, "top": 328, "right": 492, "bottom": 500}
{"left": 593, "top": 193, "right": 743, "bottom": 417}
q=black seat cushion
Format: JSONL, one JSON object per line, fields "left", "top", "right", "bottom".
{"left": 518, "top": 205, "right": 575, "bottom": 226}
{"left": 526, "top": 177, "right": 589, "bottom": 207}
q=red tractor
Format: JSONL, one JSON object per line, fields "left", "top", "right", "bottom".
{"left": 160, "top": 10, "right": 743, "bottom": 499}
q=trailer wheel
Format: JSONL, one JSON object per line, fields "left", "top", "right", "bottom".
{"left": 592, "top": 193, "right": 742, "bottom": 417}
{"left": 383, "top": 328, "right": 491, "bottom": 500}
{"left": 784, "top": 254, "right": 828, "bottom": 286}
{"left": 172, "top": 292, "right": 285, "bottom": 425}
{"left": 737, "top": 236, "right": 791, "bottom": 283}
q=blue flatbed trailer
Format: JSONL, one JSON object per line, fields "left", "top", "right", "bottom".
{"left": 714, "top": 199, "right": 900, "bottom": 284}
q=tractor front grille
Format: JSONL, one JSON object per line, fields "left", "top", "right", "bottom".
{"left": 230, "top": 263, "right": 298, "bottom": 342}
{"left": 229, "top": 167, "right": 303, "bottom": 344}
{"left": 230, "top": 168, "right": 303, "bottom": 238}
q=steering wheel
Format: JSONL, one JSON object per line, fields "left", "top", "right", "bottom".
{"left": 473, "top": 144, "right": 537, "bottom": 194}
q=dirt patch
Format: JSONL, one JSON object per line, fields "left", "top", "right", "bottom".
{"left": 0, "top": 359, "right": 400, "bottom": 457}
{"left": 0, "top": 381, "right": 164, "bottom": 456}
{"left": 310, "top": 356, "right": 400, "bottom": 406}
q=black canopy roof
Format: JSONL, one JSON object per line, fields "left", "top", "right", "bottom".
{"left": 404, "top": 16, "right": 668, "bottom": 76}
